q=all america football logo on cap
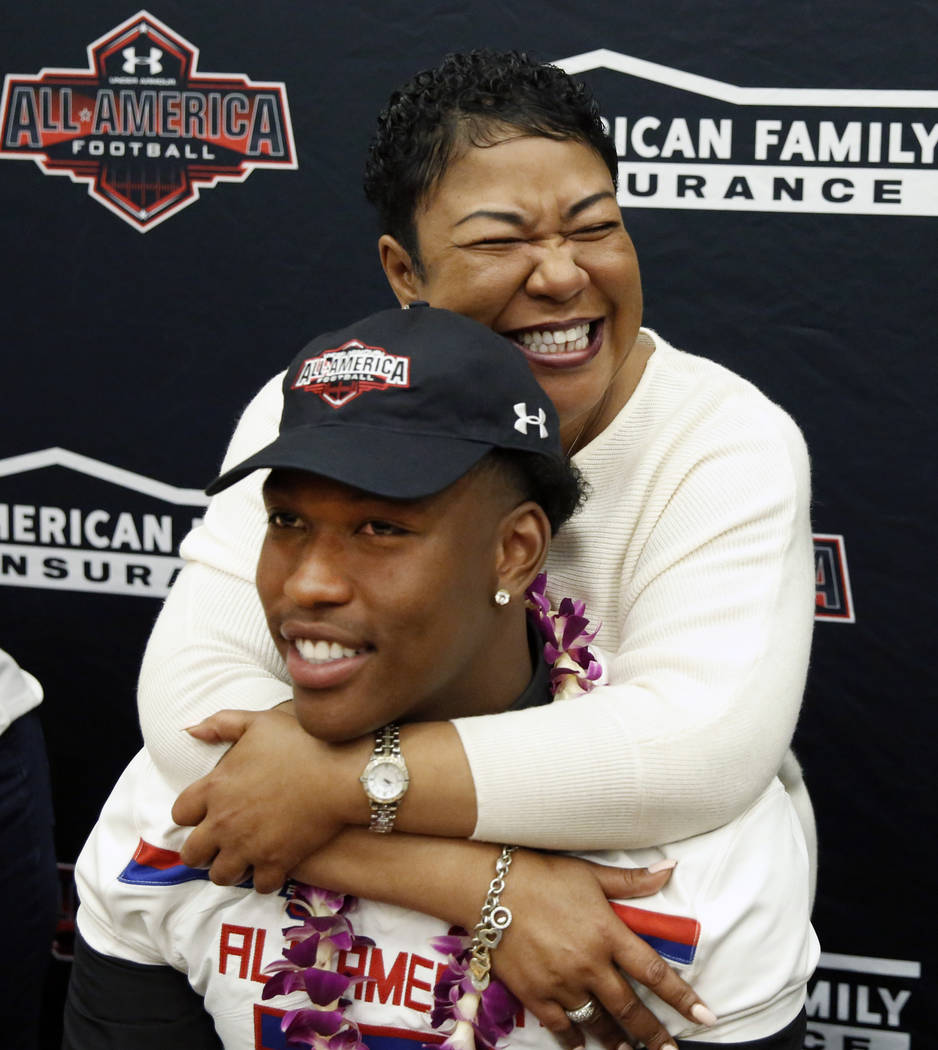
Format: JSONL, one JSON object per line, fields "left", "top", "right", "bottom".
{"left": 291, "top": 339, "right": 411, "bottom": 409}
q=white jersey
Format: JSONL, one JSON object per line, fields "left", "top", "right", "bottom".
{"left": 76, "top": 745, "right": 818, "bottom": 1049}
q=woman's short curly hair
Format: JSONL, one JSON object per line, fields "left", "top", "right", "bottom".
{"left": 363, "top": 49, "right": 617, "bottom": 272}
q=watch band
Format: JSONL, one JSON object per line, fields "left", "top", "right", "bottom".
{"left": 361, "top": 723, "right": 409, "bottom": 833}
{"left": 370, "top": 798, "right": 399, "bottom": 834}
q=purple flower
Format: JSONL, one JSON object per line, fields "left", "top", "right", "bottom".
{"left": 283, "top": 1007, "right": 347, "bottom": 1037}
{"left": 474, "top": 979, "right": 520, "bottom": 1039}
{"left": 525, "top": 573, "right": 602, "bottom": 699}
{"left": 434, "top": 1017, "right": 480, "bottom": 1050}
{"left": 281, "top": 1007, "right": 367, "bottom": 1050}
{"left": 263, "top": 882, "right": 372, "bottom": 1050}
{"left": 427, "top": 929, "right": 520, "bottom": 1050}
{"left": 263, "top": 949, "right": 351, "bottom": 1001}
{"left": 290, "top": 883, "right": 350, "bottom": 915}
{"left": 429, "top": 931, "right": 470, "bottom": 956}
{"left": 283, "top": 915, "right": 356, "bottom": 951}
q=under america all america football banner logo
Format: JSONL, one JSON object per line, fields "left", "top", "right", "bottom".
{"left": 0, "top": 10, "right": 296, "bottom": 230}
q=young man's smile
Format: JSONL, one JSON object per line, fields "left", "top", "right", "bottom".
{"left": 285, "top": 632, "right": 371, "bottom": 690}
{"left": 257, "top": 469, "right": 533, "bottom": 742}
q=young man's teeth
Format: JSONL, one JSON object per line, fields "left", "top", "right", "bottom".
{"left": 517, "top": 324, "right": 590, "bottom": 353}
{"left": 295, "top": 639, "right": 360, "bottom": 663}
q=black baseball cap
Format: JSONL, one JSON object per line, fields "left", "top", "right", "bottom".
{"left": 206, "top": 304, "right": 563, "bottom": 499}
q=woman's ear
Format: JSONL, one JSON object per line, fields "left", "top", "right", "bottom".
{"left": 493, "top": 501, "right": 552, "bottom": 598}
{"left": 378, "top": 234, "right": 421, "bottom": 306}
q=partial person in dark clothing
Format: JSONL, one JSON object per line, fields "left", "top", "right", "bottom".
{"left": 0, "top": 647, "right": 58, "bottom": 1050}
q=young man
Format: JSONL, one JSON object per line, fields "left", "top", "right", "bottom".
{"left": 67, "top": 304, "right": 815, "bottom": 1050}
{"left": 65, "top": 304, "right": 633, "bottom": 1047}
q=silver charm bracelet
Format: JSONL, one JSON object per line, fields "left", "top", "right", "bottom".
{"left": 468, "top": 844, "right": 518, "bottom": 991}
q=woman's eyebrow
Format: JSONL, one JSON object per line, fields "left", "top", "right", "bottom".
{"left": 454, "top": 191, "right": 617, "bottom": 228}
{"left": 565, "top": 190, "right": 617, "bottom": 218}
{"left": 454, "top": 208, "right": 524, "bottom": 228}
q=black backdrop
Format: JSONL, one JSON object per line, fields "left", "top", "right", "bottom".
{"left": 1, "top": 3, "right": 935, "bottom": 1046}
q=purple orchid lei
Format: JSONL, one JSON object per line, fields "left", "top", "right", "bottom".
{"left": 263, "top": 573, "right": 601, "bottom": 1050}
{"left": 425, "top": 930, "right": 521, "bottom": 1050}
{"left": 524, "top": 573, "right": 603, "bottom": 702}
{"left": 260, "top": 883, "right": 374, "bottom": 1049}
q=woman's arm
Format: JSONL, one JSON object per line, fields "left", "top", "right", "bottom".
{"left": 458, "top": 371, "right": 816, "bottom": 853}
{"left": 172, "top": 710, "right": 477, "bottom": 887}
{"left": 291, "top": 829, "right": 712, "bottom": 1050}
{"left": 138, "top": 372, "right": 290, "bottom": 794}
{"left": 169, "top": 382, "right": 814, "bottom": 873}
{"left": 172, "top": 709, "right": 714, "bottom": 1049}
{"left": 461, "top": 398, "right": 815, "bottom": 850}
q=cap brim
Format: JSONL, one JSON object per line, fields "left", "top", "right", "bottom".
{"left": 205, "top": 424, "right": 496, "bottom": 499}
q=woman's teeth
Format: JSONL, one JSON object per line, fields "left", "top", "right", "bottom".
{"left": 295, "top": 639, "right": 360, "bottom": 664}
{"left": 517, "top": 323, "right": 591, "bottom": 353}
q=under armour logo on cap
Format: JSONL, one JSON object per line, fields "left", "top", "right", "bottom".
{"left": 513, "top": 402, "right": 549, "bottom": 439}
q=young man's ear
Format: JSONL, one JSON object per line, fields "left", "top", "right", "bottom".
{"left": 493, "top": 502, "right": 551, "bottom": 598}
{"left": 378, "top": 235, "right": 421, "bottom": 306}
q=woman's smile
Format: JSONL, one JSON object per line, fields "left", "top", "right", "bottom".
{"left": 383, "top": 135, "right": 646, "bottom": 449}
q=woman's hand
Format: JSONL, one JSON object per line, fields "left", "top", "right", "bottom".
{"left": 491, "top": 851, "right": 716, "bottom": 1050}
{"left": 294, "top": 830, "right": 716, "bottom": 1050}
{"left": 172, "top": 707, "right": 482, "bottom": 889}
{"left": 172, "top": 707, "right": 369, "bottom": 892}
{"left": 175, "top": 711, "right": 717, "bottom": 1045}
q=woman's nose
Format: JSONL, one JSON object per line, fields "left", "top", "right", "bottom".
{"left": 524, "top": 241, "right": 589, "bottom": 302}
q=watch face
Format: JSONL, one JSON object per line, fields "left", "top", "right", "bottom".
{"left": 367, "top": 759, "right": 407, "bottom": 802}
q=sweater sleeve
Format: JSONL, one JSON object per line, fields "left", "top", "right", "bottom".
{"left": 454, "top": 389, "right": 815, "bottom": 850}
{"left": 137, "top": 373, "right": 291, "bottom": 793}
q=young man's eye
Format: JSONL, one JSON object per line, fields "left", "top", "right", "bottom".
{"left": 267, "top": 510, "right": 301, "bottom": 529}
{"left": 359, "top": 520, "right": 405, "bottom": 537}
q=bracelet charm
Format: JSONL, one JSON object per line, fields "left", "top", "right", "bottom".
{"left": 468, "top": 845, "right": 517, "bottom": 990}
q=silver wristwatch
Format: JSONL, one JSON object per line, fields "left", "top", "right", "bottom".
{"left": 360, "top": 723, "right": 409, "bottom": 833}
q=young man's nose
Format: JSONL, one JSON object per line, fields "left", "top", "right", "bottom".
{"left": 283, "top": 542, "right": 354, "bottom": 607}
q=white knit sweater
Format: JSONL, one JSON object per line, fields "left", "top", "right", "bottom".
{"left": 137, "top": 330, "right": 815, "bottom": 875}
